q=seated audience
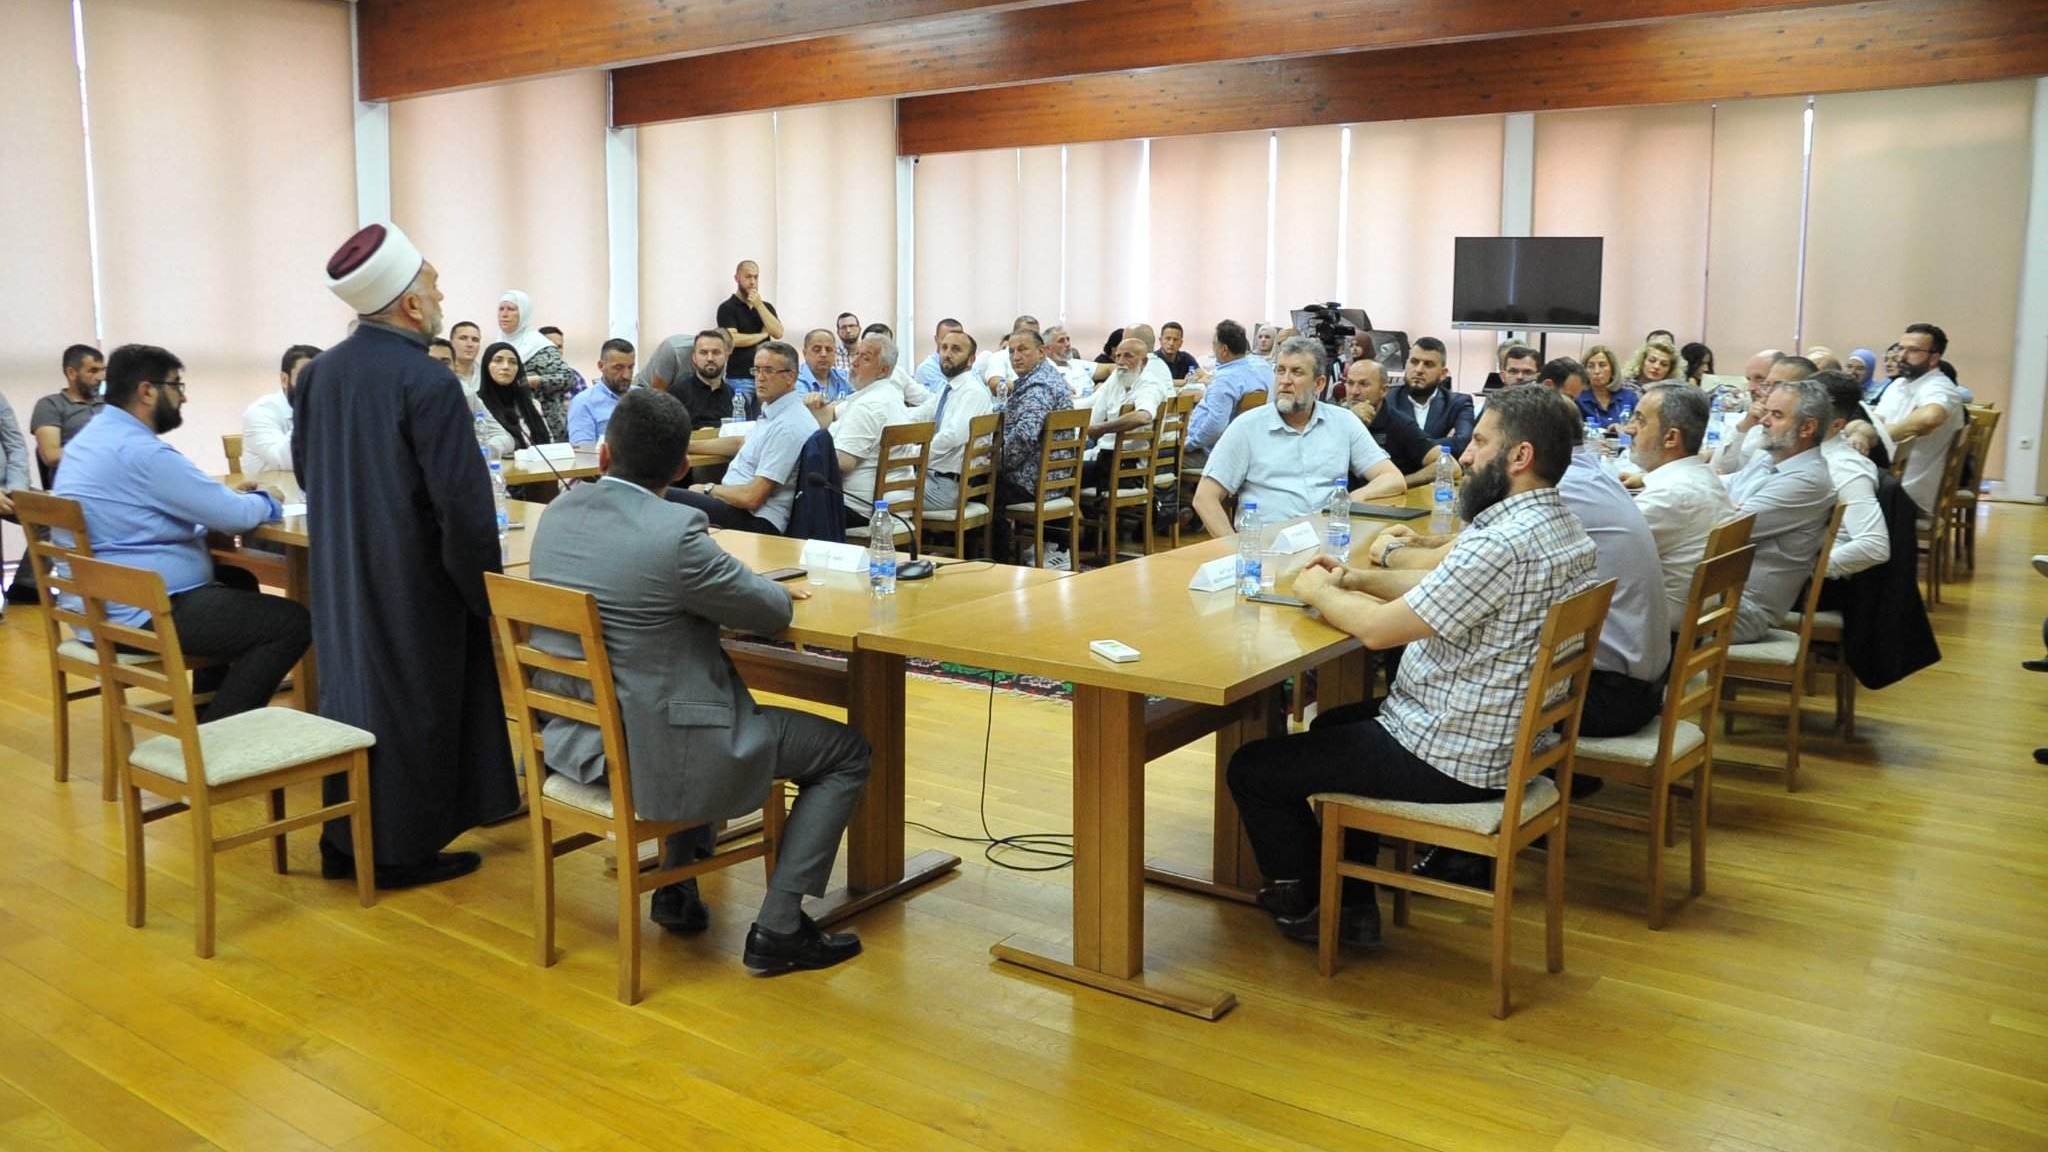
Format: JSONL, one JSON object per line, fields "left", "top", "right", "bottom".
{"left": 815, "top": 334, "right": 913, "bottom": 525}
{"left": 448, "top": 320, "right": 483, "bottom": 393}
{"left": 1389, "top": 337, "right": 1475, "bottom": 456}
{"left": 914, "top": 318, "right": 965, "bottom": 398}
{"left": 1581, "top": 345, "right": 1622, "bottom": 409}
{"left": 497, "top": 290, "right": 576, "bottom": 442}
{"left": 1624, "top": 337, "right": 1686, "bottom": 391}
{"left": 1081, "top": 336, "right": 1172, "bottom": 492}
{"left": 1725, "top": 377, "right": 1837, "bottom": 642}
{"left": 995, "top": 328, "right": 1074, "bottom": 506}
{"left": 1156, "top": 321, "right": 1201, "bottom": 381}
{"left": 1804, "top": 345, "right": 1843, "bottom": 373}
{"left": 975, "top": 315, "right": 1038, "bottom": 392}
{"left": 241, "top": 344, "right": 320, "bottom": 474}
{"left": 1866, "top": 342, "right": 1904, "bottom": 405}
{"left": 529, "top": 388, "right": 868, "bottom": 972}
{"left": 1338, "top": 357, "right": 1448, "bottom": 485}
{"left": 796, "top": 329, "right": 852, "bottom": 403}
{"left": 538, "top": 326, "right": 587, "bottom": 397}
{"left": 1044, "top": 326, "right": 1099, "bottom": 400}
{"left": 834, "top": 312, "right": 860, "bottom": 373}
{"left": 1645, "top": 328, "right": 1678, "bottom": 347}
{"left": 913, "top": 329, "right": 995, "bottom": 513}
{"left": 430, "top": 338, "right": 516, "bottom": 457}
{"left": 1225, "top": 386, "right": 1597, "bottom": 946}
{"left": 1496, "top": 343, "right": 1542, "bottom": 389}
{"left": 1846, "top": 348, "right": 1878, "bottom": 392}
{"left": 1682, "top": 342, "right": 1715, "bottom": 385}
{"left": 565, "top": 338, "right": 637, "bottom": 445}
{"left": 1876, "top": 322, "right": 1967, "bottom": 518}
{"left": 667, "top": 341, "right": 811, "bottom": 533}
{"left": 1713, "top": 351, "right": 1805, "bottom": 475}
{"left": 1538, "top": 357, "right": 1587, "bottom": 401}
{"left": 476, "top": 340, "right": 556, "bottom": 452}
{"left": 1577, "top": 349, "right": 1638, "bottom": 429}
{"left": 1190, "top": 337, "right": 1403, "bottom": 538}
{"left": 1184, "top": 320, "right": 1274, "bottom": 461}
{"left": 53, "top": 343, "right": 308, "bottom": 721}
{"left": 1622, "top": 383, "right": 1735, "bottom": 630}
{"left": 638, "top": 329, "right": 736, "bottom": 433}
{"left": 1812, "top": 370, "right": 1890, "bottom": 580}
{"left": 31, "top": 344, "right": 107, "bottom": 485}
{"left": 861, "top": 321, "right": 931, "bottom": 406}
{"left": 1253, "top": 323, "right": 1279, "bottom": 362}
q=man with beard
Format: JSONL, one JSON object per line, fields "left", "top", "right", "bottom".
{"left": 1387, "top": 336, "right": 1475, "bottom": 455}
{"left": 1724, "top": 376, "right": 1837, "bottom": 643}
{"left": 1712, "top": 349, "right": 1791, "bottom": 475}
{"left": 53, "top": 343, "right": 307, "bottom": 720}
{"left": 912, "top": 328, "right": 994, "bottom": 514}
{"left": 1191, "top": 337, "right": 1404, "bottom": 539}
{"left": 1876, "top": 322, "right": 1966, "bottom": 517}
{"left": 294, "top": 222, "right": 520, "bottom": 889}
{"left": 1621, "top": 383, "right": 1735, "bottom": 630}
{"left": 1337, "top": 356, "right": 1449, "bottom": 485}
{"left": 1225, "top": 385, "right": 1598, "bottom": 948}
{"left": 636, "top": 329, "right": 736, "bottom": 433}
{"left": 240, "top": 344, "right": 320, "bottom": 473}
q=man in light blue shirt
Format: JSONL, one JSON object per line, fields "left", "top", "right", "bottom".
{"left": 564, "top": 338, "right": 636, "bottom": 445}
{"left": 667, "top": 341, "right": 818, "bottom": 533}
{"left": 1191, "top": 337, "right": 1404, "bottom": 538}
{"left": 796, "top": 328, "right": 852, "bottom": 403}
{"left": 53, "top": 343, "right": 308, "bottom": 720}
{"left": 1185, "top": 319, "right": 1274, "bottom": 459}
{"left": 912, "top": 317, "right": 964, "bottom": 398}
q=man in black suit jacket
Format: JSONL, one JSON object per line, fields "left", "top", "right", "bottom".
{"left": 1387, "top": 336, "right": 1475, "bottom": 456}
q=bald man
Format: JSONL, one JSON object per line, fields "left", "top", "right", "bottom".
{"left": 716, "top": 259, "right": 784, "bottom": 420}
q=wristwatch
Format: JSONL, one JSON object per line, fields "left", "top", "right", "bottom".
{"left": 1375, "top": 537, "right": 1407, "bottom": 566}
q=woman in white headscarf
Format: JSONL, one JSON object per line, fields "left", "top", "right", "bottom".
{"left": 497, "top": 289, "right": 576, "bottom": 443}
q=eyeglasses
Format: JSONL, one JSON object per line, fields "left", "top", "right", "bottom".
{"left": 157, "top": 379, "right": 187, "bottom": 393}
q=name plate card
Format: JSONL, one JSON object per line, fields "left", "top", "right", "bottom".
{"left": 1187, "top": 555, "right": 1239, "bottom": 592}
{"left": 1270, "top": 521, "right": 1320, "bottom": 554}
{"left": 800, "top": 539, "right": 870, "bottom": 573}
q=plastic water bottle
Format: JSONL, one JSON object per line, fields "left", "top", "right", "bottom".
{"left": 1323, "top": 478, "right": 1352, "bottom": 563}
{"left": 487, "top": 460, "right": 510, "bottom": 562}
{"left": 1235, "top": 498, "right": 1263, "bottom": 597}
{"left": 475, "top": 411, "right": 498, "bottom": 464}
{"left": 1704, "top": 414, "right": 1725, "bottom": 453}
{"left": 1430, "top": 451, "right": 1457, "bottom": 534}
{"left": 868, "top": 500, "right": 898, "bottom": 595}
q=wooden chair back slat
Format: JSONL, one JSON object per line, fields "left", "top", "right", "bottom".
{"left": 1663, "top": 545, "right": 1756, "bottom": 742}
{"left": 1499, "top": 580, "right": 1617, "bottom": 828}
{"left": 63, "top": 556, "right": 206, "bottom": 780}
{"left": 1032, "top": 407, "right": 1090, "bottom": 512}
{"left": 1703, "top": 513, "right": 1755, "bottom": 559}
{"left": 222, "top": 433, "right": 244, "bottom": 476}
{"left": 873, "top": 420, "right": 936, "bottom": 541}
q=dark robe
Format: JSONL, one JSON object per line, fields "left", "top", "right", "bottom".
{"left": 292, "top": 321, "right": 520, "bottom": 865}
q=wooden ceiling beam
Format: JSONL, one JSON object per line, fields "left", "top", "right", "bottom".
{"left": 896, "top": 0, "right": 2048, "bottom": 154}
{"left": 354, "top": 0, "right": 1070, "bottom": 101}
{"left": 612, "top": 0, "right": 1837, "bottom": 127}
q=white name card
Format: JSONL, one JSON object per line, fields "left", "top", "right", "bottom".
{"left": 1187, "top": 555, "right": 1239, "bottom": 592}
{"left": 719, "top": 420, "right": 757, "bottom": 438}
{"left": 1271, "top": 521, "right": 1320, "bottom": 554}
{"left": 800, "top": 539, "right": 870, "bottom": 574}
{"left": 513, "top": 442, "right": 576, "bottom": 467}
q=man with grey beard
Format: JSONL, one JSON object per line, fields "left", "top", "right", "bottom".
{"left": 1724, "top": 377, "right": 1836, "bottom": 642}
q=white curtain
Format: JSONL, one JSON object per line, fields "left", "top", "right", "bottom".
{"left": 1273, "top": 125, "right": 1344, "bottom": 324}
{"left": 913, "top": 148, "right": 1023, "bottom": 361}
{"left": 773, "top": 100, "right": 897, "bottom": 348}
{"left": 637, "top": 111, "right": 779, "bottom": 350}
{"left": 1061, "top": 139, "right": 1149, "bottom": 356}
{"left": 1148, "top": 130, "right": 1270, "bottom": 350}
{"left": 1704, "top": 97, "right": 1807, "bottom": 363}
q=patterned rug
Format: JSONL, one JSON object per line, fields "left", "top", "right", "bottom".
{"left": 908, "top": 658, "right": 1073, "bottom": 700}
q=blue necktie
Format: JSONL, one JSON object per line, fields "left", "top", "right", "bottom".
{"left": 933, "top": 380, "right": 953, "bottom": 428}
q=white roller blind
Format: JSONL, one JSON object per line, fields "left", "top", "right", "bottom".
{"left": 1704, "top": 97, "right": 1806, "bottom": 362}
{"left": 774, "top": 100, "right": 897, "bottom": 346}
{"left": 1148, "top": 130, "right": 1269, "bottom": 348}
{"left": 1062, "top": 139, "right": 1149, "bottom": 354}
{"left": 1273, "top": 125, "right": 1344, "bottom": 322}
{"left": 638, "top": 112, "right": 779, "bottom": 348}
{"left": 912, "top": 148, "right": 1022, "bottom": 361}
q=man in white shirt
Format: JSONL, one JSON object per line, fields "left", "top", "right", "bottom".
{"left": 1625, "top": 383, "right": 1737, "bottom": 630}
{"left": 1712, "top": 349, "right": 1787, "bottom": 475}
{"left": 1044, "top": 326, "right": 1097, "bottom": 402}
{"left": 912, "top": 318, "right": 963, "bottom": 400}
{"left": 240, "top": 344, "right": 320, "bottom": 474}
{"left": 1813, "top": 370, "right": 1890, "bottom": 579}
{"left": 913, "top": 329, "right": 994, "bottom": 513}
{"left": 1080, "top": 336, "right": 1173, "bottom": 492}
{"left": 863, "top": 322, "right": 931, "bottom": 407}
{"left": 974, "top": 314, "right": 1037, "bottom": 395}
{"left": 1879, "top": 322, "right": 1966, "bottom": 518}
{"left": 815, "top": 333, "right": 912, "bottom": 525}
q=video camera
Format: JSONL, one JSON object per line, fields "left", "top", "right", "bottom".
{"left": 1290, "top": 302, "right": 1409, "bottom": 377}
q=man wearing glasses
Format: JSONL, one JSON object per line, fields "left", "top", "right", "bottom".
{"left": 51, "top": 343, "right": 308, "bottom": 721}
{"left": 1878, "top": 322, "right": 1966, "bottom": 517}
{"left": 668, "top": 340, "right": 813, "bottom": 534}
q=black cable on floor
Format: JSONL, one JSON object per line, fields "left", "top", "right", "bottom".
{"left": 904, "top": 668, "right": 1074, "bottom": 872}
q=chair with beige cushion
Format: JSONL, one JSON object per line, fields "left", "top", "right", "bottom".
{"left": 485, "top": 572, "right": 784, "bottom": 1004}
{"left": 1913, "top": 422, "right": 1973, "bottom": 606}
{"left": 924, "top": 412, "right": 1000, "bottom": 559}
{"left": 844, "top": 421, "right": 935, "bottom": 546}
{"left": 1574, "top": 546, "right": 1753, "bottom": 928}
{"left": 1309, "top": 579, "right": 1615, "bottom": 1018}
{"left": 1003, "top": 406, "right": 1088, "bottom": 569}
{"left": 1948, "top": 405, "right": 1999, "bottom": 573}
{"left": 1149, "top": 391, "right": 1195, "bottom": 552}
{"left": 1079, "top": 406, "right": 1158, "bottom": 564}
{"left": 66, "top": 555, "right": 376, "bottom": 958}
{"left": 1720, "top": 502, "right": 1847, "bottom": 792}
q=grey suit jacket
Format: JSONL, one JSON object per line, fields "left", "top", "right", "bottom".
{"left": 527, "top": 477, "right": 794, "bottom": 824}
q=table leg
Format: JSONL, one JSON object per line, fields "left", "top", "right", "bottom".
{"left": 1144, "top": 683, "right": 1285, "bottom": 903}
{"left": 285, "top": 545, "right": 319, "bottom": 714}
{"left": 806, "top": 647, "right": 958, "bottom": 927}
{"left": 1316, "top": 648, "right": 1372, "bottom": 716}
{"left": 993, "top": 683, "right": 1236, "bottom": 1019}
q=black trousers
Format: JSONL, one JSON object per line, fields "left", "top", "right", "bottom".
{"left": 1580, "top": 669, "right": 1665, "bottom": 738}
{"left": 663, "top": 488, "right": 780, "bottom": 535}
{"left": 158, "top": 566, "right": 311, "bottom": 722}
{"left": 1226, "top": 699, "right": 1501, "bottom": 906}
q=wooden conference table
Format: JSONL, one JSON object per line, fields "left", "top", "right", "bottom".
{"left": 237, "top": 482, "right": 1069, "bottom": 926}
{"left": 862, "top": 488, "right": 1433, "bottom": 1019}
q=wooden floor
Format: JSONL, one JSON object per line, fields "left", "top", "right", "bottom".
{"left": 1, "top": 504, "right": 2044, "bottom": 1152}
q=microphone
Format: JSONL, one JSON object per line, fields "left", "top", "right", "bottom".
{"left": 803, "top": 472, "right": 936, "bottom": 580}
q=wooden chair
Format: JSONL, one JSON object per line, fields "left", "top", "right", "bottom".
{"left": 222, "top": 433, "right": 244, "bottom": 476}
{"left": 1574, "top": 546, "right": 1754, "bottom": 928}
{"left": 67, "top": 555, "right": 376, "bottom": 958}
{"left": 1705, "top": 513, "right": 1756, "bottom": 559}
{"left": 1912, "top": 420, "right": 1974, "bottom": 606}
{"left": 1948, "top": 405, "right": 2000, "bottom": 572}
{"left": 485, "top": 572, "right": 784, "bottom": 1004}
{"left": 1310, "top": 579, "right": 1615, "bottom": 1018}
{"left": 1233, "top": 390, "right": 1268, "bottom": 416}
{"left": 1720, "top": 502, "right": 1847, "bottom": 791}
{"left": 924, "top": 412, "right": 1001, "bottom": 559}
{"left": 1079, "top": 407, "right": 1159, "bottom": 564}
{"left": 845, "top": 421, "right": 935, "bottom": 546}
{"left": 1149, "top": 392, "right": 1195, "bottom": 552}
{"left": 1002, "top": 407, "right": 1088, "bottom": 569}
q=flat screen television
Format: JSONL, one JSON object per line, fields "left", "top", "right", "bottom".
{"left": 1451, "top": 237, "right": 1603, "bottom": 332}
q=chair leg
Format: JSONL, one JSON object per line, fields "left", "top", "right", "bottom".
{"left": 1646, "top": 779, "right": 1670, "bottom": 930}
{"left": 1391, "top": 841, "right": 1412, "bottom": 928}
{"left": 349, "top": 755, "right": 376, "bottom": 908}
{"left": 1783, "top": 682, "right": 1802, "bottom": 793}
{"left": 531, "top": 815, "right": 556, "bottom": 967}
{"left": 1841, "top": 673, "right": 1856, "bottom": 739}
{"left": 1689, "top": 765, "right": 1710, "bottom": 899}
{"left": 1544, "top": 824, "right": 1566, "bottom": 974}
{"left": 1316, "top": 806, "right": 1341, "bottom": 977}
{"left": 99, "top": 689, "right": 120, "bottom": 803}
{"left": 192, "top": 808, "right": 217, "bottom": 959}
{"left": 1489, "top": 852, "right": 1516, "bottom": 1019}
{"left": 617, "top": 844, "right": 643, "bottom": 1005}
{"left": 1033, "top": 519, "right": 1046, "bottom": 570}
{"left": 50, "top": 669, "right": 70, "bottom": 783}
{"left": 268, "top": 787, "right": 289, "bottom": 874}
{"left": 762, "top": 783, "right": 786, "bottom": 881}
{"left": 123, "top": 779, "right": 147, "bottom": 928}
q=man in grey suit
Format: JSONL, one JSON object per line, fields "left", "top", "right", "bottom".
{"left": 528, "top": 388, "right": 871, "bottom": 974}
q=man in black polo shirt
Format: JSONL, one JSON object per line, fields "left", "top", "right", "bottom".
{"left": 1341, "top": 356, "right": 1451, "bottom": 486}
{"left": 715, "top": 259, "right": 783, "bottom": 421}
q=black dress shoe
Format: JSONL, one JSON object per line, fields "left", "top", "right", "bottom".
{"left": 1275, "top": 901, "right": 1382, "bottom": 949}
{"left": 2036, "top": 747, "right": 2048, "bottom": 766}
{"left": 1255, "top": 878, "right": 1316, "bottom": 920}
{"left": 321, "top": 849, "right": 482, "bottom": 890}
{"left": 2024, "top": 657, "right": 2048, "bottom": 673}
{"left": 743, "top": 913, "right": 862, "bottom": 974}
{"left": 649, "top": 881, "right": 709, "bottom": 934}
{"left": 1412, "top": 846, "right": 1494, "bottom": 891}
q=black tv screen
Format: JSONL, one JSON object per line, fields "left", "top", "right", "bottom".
{"left": 1451, "top": 237, "right": 1603, "bottom": 332}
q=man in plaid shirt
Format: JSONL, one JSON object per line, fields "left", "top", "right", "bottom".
{"left": 1227, "top": 385, "right": 1598, "bottom": 950}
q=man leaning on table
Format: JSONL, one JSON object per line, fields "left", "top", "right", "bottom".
{"left": 1190, "top": 336, "right": 1404, "bottom": 540}
{"left": 529, "top": 388, "right": 870, "bottom": 973}
{"left": 1227, "top": 384, "right": 1598, "bottom": 949}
